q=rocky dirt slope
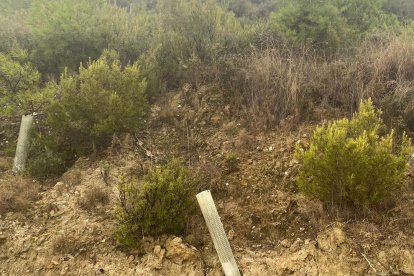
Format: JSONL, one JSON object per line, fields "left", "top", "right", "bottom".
{"left": 0, "top": 85, "right": 413, "bottom": 275}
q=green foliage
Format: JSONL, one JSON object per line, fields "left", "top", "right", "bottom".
{"left": 383, "top": 0, "right": 414, "bottom": 21}
{"left": 28, "top": 0, "right": 156, "bottom": 75}
{"left": 295, "top": 99, "right": 411, "bottom": 209}
{"left": 143, "top": 0, "right": 250, "bottom": 93}
{"left": 224, "top": 153, "right": 239, "bottom": 173}
{"left": 29, "top": 0, "right": 108, "bottom": 74}
{"left": 27, "top": 131, "right": 69, "bottom": 180}
{"left": 270, "top": 2, "right": 349, "bottom": 53}
{"left": 225, "top": 0, "right": 285, "bottom": 19}
{"left": 0, "top": 47, "right": 54, "bottom": 116}
{"left": 0, "top": 0, "right": 31, "bottom": 13}
{"left": 270, "top": 0, "right": 399, "bottom": 54}
{"left": 104, "top": 6, "right": 156, "bottom": 65}
{"left": 339, "top": 0, "right": 399, "bottom": 36}
{"left": 0, "top": 12, "right": 32, "bottom": 53}
{"left": 47, "top": 50, "right": 148, "bottom": 155}
{"left": 3, "top": 142, "right": 16, "bottom": 157}
{"left": 115, "top": 159, "right": 199, "bottom": 248}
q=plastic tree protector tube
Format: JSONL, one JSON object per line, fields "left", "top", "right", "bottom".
{"left": 13, "top": 115, "right": 33, "bottom": 173}
{"left": 196, "top": 190, "right": 241, "bottom": 276}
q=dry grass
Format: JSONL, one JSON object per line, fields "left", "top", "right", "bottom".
{"left": 61, "top": 169, "right": 82, "bottom": 187}
{"left": 77, "top": 186, "right": 110, "bottom": 212}
{"left": 360, "top": 33, "right": 414, "bottom": 131}
{"left": 0, "top": 172, "right": 40, "bottom": 215}
{"left": 221, "top": 32, "right": 414, "bottom": 132}
{"left": 52, "top": 231, "right": 84, "bottom": 254}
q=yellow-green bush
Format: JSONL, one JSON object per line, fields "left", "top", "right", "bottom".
{"left": 115, "top": 159, "right": 199, "bottom": 248}
{"left": 47, "top": 50, "right": 148, "bottom": 155}
{"left": 295, "top": 99, "right": 411, "bottom": 209}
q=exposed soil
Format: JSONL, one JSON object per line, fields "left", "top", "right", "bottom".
{"left": 0, "top": 85, "right": 413, "bottom": 275}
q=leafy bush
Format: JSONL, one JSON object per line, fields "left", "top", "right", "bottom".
{"left": 26, "top": 131, "right": 69, "bottom": 180}
{"left": 142, "top": 0, "right": 250, "bottom": 93}
{"left": 47, "top": 50, "right": 148, "bottom": 155}
{"left": 0, "top": 47, "right": 54, "bottom": 116}
{"left": 270, "top": 1, "right": 349, "bottom": 54}
{"left": 295, "top": 99, "right": 411, "bottom": 209}
{"left": 0, "top": 12, "right": 32, "bottom": 53}
{"left": 270, "top": 0, "right": 398, "bottom": 54}
{"left": 29, "top": 0, "right": 153, "bottom": 75}
{"left": 115, "top": 159, "right": 199, "bottom": 248}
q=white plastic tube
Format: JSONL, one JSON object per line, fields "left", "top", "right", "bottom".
{"left": 13, "top": 115, "right": 33, "bottom": 173}
{"left": 196, "top": 190, "right": 241, "bottom": 276}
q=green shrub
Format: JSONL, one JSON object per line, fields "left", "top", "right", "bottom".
{"left": 3, "top": 143, "right": 16, "bottom": 157}
{"left": 295, "top": 99, "right": 411, "bottom": 209}
{"left": 115, "top": 159, "right": 199, "bottom": 248}
{"left": 26, "top": 131, "right": 69, "bottom": 180}
{"left": 224, "top": 153, "right": 239, "bottom": 173}
{"left": 270, "top": 1, "right": 349, "bottom": 54}
{"left": 142, "top": 0, "right": 248, "bottom": 93}
{"left": 0, "top": 47, "right": 54, "bottom": 117}
{"left": 47, "top": 50, "right": 148, "bottom": 155}
{"left": 28, "top": 0, "right": 156, "bottom": 75}
{"left": 29, "top": 0, "right": 109, "bottom": 74}
{"left": 270, "top": 0, "right": 399, "bottom": 54}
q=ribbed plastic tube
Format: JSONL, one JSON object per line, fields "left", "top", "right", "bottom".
{"left": 13, "top": 115, "right": 33, "bottom": 173}
{"left": 196, "top": 190, "right": 241, "bottom": 276}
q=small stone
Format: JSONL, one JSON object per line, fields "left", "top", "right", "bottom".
{"left": 55, "top": 181, "right": 64, "bottom": 188}
{"left": 52, "top": 260, "right": 59, "bottom": 265}
{"left": 227, "top": 229, "right": 235, "bottom": 241}
{"left": 154, "top": 245, "right": 162, "bottom": 255}
{"left": 290, "top": 238, "right": 303, "bottom": 252}
{"left": 128, "top": 255, "right": 134, "bottom": 263}
{"left": 0, "top": 235, "right": 7, "bottom": 245}
{"left": 377, "top": 251, "right": 387, "bottom": 266}
{"left": 280, "top": 239, "right": 290, "bottom": 248}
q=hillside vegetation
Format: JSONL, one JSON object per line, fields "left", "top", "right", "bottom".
{"left": 0, "top": 0, "right": 414, "bottom": 275}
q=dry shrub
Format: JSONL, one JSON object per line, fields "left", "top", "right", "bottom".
{"left": 0, "top": 157, "right": 11, "bottom": 172}
{"left": 0, "top": 173, "right": 40, "bottom": 215}
{"left": 364, "top": 33, "right": 414, "bottom": 83}
{"left": 61, "top": 169, "right": 82, "bottom": 186}
{"left": 77, "top": 186, "right": 110, "bottom": 211}
{"left": 239, "top": 47, "right": 304, "bottom": 131}
{"left": 224, "top": 33, "right": 414, "bottom": 132}
{"left": 52, "top": 231, "right": 84, "bottom": 254}
{"left": 228, "top": 46, "right": 358, "bottom": 131}
{"left": 360, "top": 33, "right": 414, "bottom": 132}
